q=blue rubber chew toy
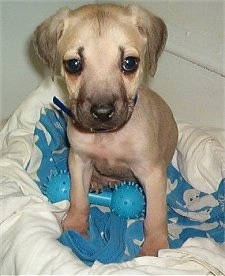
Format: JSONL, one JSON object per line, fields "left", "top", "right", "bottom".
{"left": 43, "top": 171, "right": 146, "bottom": 219}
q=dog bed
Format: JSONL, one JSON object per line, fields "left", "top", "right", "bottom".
{"left": 1, "top": 76, "right": 224, "bottom": 275}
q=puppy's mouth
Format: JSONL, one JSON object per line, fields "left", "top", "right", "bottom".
{"left": 90, "top": 126, "right": 117, "bottom": 133}
{"left": 70, "top": 118, "right": 123, "bottom": 133}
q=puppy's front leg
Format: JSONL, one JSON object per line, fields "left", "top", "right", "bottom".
{"left": 138, "top": 165, "right": 168, "bottom": 256}
{"left": 62, "top": 149, "right": 93, "bottom": 236}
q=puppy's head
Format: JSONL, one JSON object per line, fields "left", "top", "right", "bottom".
{"left": 32, "top": 4, "right": 167, "bottom": 132}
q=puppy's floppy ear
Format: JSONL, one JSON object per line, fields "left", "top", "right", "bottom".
{"left": 32, "top": 8, "right": 70, "bottom": 79}
{"left": 128, "top": 4, "right": 167, "bottom": 76}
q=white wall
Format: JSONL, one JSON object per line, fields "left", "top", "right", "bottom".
{"left": 1, "top": 0, "right": 224, "bottom": 129}
{"left": 141, "top": 0, "right": 225, "bottom": 129}
{"left": 0, "top": 0, "right": 95, "bottom": 121}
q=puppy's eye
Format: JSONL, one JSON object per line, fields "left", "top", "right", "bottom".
{"left": 122, "top": 56, "right": 139, "bottom": 73}
{"left": 64, "top": 58, "right": 82, "bottom": 74}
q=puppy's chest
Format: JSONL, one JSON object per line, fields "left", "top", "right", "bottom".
{"left": 88, "top": 137, "right": 135, "bottom": 180}
{"left": 77, "top": 133, "right": 132, "bottom": 167}
{"left": 74, "top": 132, "right": 140, "bottom": 180}
{"left": 88, "top": 139, "right": 127, "bottom": 166}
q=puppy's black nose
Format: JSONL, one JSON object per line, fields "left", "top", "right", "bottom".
{"left": 91, "top": 103, "right": 115, "bottom": 122}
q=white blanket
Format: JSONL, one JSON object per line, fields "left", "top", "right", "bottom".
{"left": 1, "top": 76, "right": 225, "bottom": 275}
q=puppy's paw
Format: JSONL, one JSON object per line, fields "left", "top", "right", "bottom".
{"left": 90, "top": 177, "right": 118, "bottom": 193}
{"left": 61, "top": 210, "right": 89, "bottom": 237}
{"left": 139, "top": 236, "right": 169, "bottom": 257}
{"left": 90, "top": 180, "right": 104, "bottom": 193}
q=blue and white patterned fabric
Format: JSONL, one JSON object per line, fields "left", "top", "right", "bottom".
{"left": 29, "top": 107, "right": 225, "bottom": 265}
{"left": 167, "top": 164, "right": 224, "bottom": 248}
{"left": 31, "top": 108, "right": 69, "bottom": 192}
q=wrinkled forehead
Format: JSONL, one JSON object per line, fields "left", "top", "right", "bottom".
{"left": 58, "top": 13, "right": 146, "bottom": 60}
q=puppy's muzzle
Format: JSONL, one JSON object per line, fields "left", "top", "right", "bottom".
{"left": 70, "top": 96, "right": 136, "bottom": 133}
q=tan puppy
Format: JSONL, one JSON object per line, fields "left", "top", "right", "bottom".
{"left": 32, "top": 3, "right": 178, "bottom": 256}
